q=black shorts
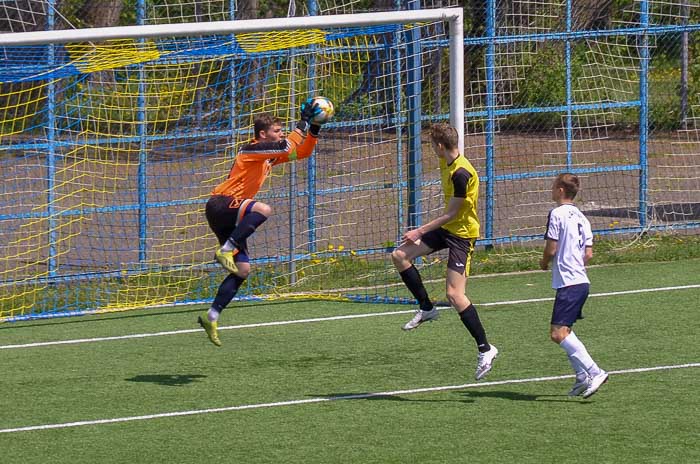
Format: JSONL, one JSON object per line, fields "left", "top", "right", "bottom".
{"left": 420, "top": 227, "right": 476, "bottom": 275}
{"left": 551, "top": 283, "right": 589, "bottom": 327}
{"left": 205, "top": 195, "right": 252, "bottom": 263}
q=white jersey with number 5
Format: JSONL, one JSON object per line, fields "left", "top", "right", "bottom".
{"left": 545, "top": 204, "right": 593, "bottom": 289}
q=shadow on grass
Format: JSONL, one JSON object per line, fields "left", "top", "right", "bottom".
{"left": 125, "top": 374, "right": 207, "bottom": 387}
{"left": 311, "top": 392, "right": 474, "bottom": 404}
{"left": 459, "top": 390, "right": 579, "bottom": 403}
{"left": 313, "top": 389, "right": 580, "bottom": 404}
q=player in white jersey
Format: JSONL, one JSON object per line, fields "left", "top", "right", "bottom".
{"left": 540, "top": 173, "right": 608, "bottom": 398}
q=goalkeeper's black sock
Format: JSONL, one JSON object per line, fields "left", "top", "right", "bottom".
{"left": 399, "top": 265, "right": 433, "bottom": 311}
{"left": 459, "top": 304, "right": 490, "bottom": 352}
{"left": 227, "top": 211, "right": 268, "bottom": 249}
{"left": 213, "top": 274, "right": 246, "bottom": 312}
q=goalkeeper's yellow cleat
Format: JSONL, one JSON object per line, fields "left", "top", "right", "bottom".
{"left": 197, "top": 312, "right": 222, "bottom": 347}
{"left": 215, "top": 248, "right": 239, "bottom": 274}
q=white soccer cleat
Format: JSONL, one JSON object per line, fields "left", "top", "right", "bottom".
{"left": 568, "top": 376, "right": 590, "bottom": 397}
{"left": 402, "top": 308, "right": 439, "bottom": 331}
{"left": 582, "top": 370, "right": 608, "bottom": 398}
{"left": 475, "top": 344, "right": 499, "bottom": 380}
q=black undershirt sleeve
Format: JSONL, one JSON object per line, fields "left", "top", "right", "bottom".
{"left": 451, "top": 168, "right": 471, "bottom": 198}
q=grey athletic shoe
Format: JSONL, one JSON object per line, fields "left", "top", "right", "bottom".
{"left": 568, "top": 376, "right": 590, "bottom": 397}
{"left": 402, "top": 308, "right": 439, "bottom": 331}
{"left": 475, "top": 345, "right": 499, "bottom": 380}
{"left": 582, "top": 371, "right": 609, "bottom": 399}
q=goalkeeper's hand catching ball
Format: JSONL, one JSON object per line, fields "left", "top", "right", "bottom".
{"left": 296, "top": 99, "right": 323, "bottom": 136}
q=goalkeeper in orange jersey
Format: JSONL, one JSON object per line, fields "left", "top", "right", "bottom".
{"left": 197, "top": 100, "right": 323, "bottom": 346}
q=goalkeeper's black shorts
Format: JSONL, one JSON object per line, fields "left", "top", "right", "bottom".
{"left": 205, "top": 195, "right": 252, "bottom": 260}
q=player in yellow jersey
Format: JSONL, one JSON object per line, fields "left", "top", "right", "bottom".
{"left": 391, "top": 123, "right": 498, "bottom": 380}
{"left": 197, "top": 101, "right": 323, "bottom": 346}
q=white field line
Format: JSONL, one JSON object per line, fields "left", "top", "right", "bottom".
{"left": 2, "top": 283, "right": 699, "bottom": 351}
{"left": 1, "top": 362, "right": 698, "bottom": 434}
{"left": 0, "top": 312, "right": 413, "bottom": 350}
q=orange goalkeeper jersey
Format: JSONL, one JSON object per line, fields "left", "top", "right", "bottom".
{"left": 212, "top": 129, "right": 318, "bottom": 200}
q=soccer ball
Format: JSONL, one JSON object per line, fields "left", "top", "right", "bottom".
{"left": 309, "top": 96, "right": 334, "bottom": 124}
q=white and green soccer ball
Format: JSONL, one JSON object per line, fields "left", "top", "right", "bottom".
{"left": 310, "top": 96, "right": 335, "bottom": 124}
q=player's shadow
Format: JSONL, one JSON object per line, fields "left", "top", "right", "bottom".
{"left": 459, "top": 390, "right": 575, "bottom": 403}
{"left": 312, "top": 392, "right": 474, "bottom": 404}
{"left": 125, "top": 374, "right": 207, "bottom": 387}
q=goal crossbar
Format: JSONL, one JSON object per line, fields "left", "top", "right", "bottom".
{"left": 0, "top": 8, "right": 463, "bottom": 45}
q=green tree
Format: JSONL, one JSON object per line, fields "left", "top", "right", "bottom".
{"left": 76, "top": 0, "right": 124, "bottom": 28}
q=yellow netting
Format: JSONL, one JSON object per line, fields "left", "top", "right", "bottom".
{"left": 0, "top": 20, "right": 450, "bottom": 320}
{"left": 66, "top": 39, "right": 161, "bottom": 73}
{"left": 236, "top": 30, "right": 326, "bottom": 53}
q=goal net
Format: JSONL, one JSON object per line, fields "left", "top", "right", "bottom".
{"left": 0, "top": 6, "right": 463, "bottom": 320}
{"left": 2, "top": 1, "right": 699, "bottom": 322}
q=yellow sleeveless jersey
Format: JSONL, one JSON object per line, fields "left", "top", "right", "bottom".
{"left": 440, "top": 154, "right": 480, "bottom": 239}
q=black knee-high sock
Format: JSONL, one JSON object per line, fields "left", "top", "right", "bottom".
{"left": 399, "top": 265, "right": 433, "bottom": 311}
{"left": 227, "top": 211, "right": 268, "bottom": 249}
{"left": 459, "top": 304, "right": 490, "bottom": 352}
{"left": 212, "top": 274, "right": 246, "bottom": 312}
